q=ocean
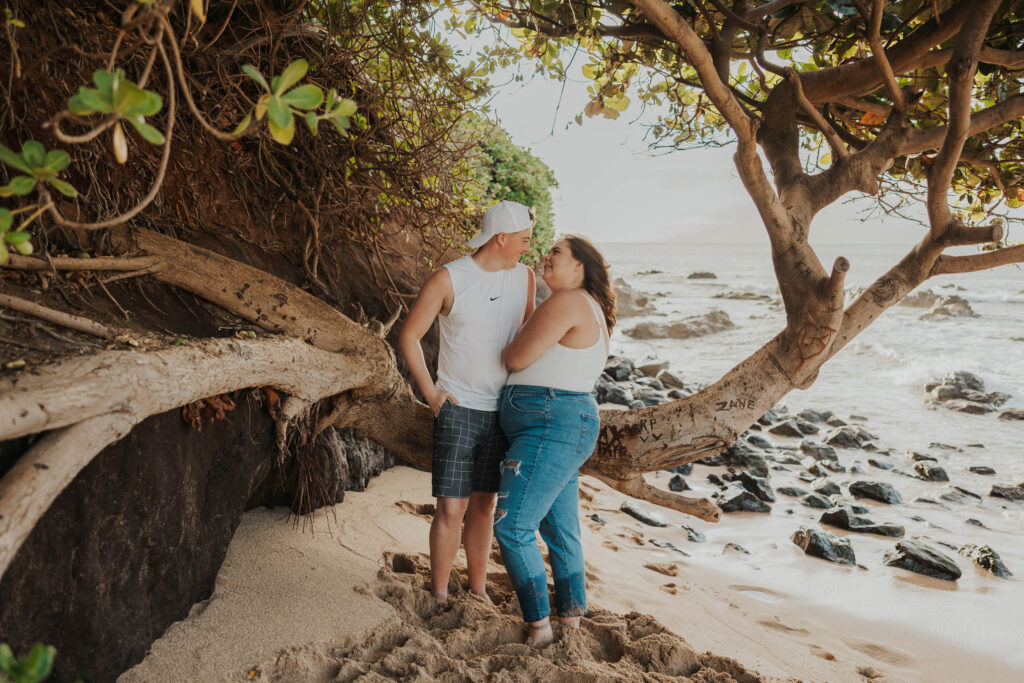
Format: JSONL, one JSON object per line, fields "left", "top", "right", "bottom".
{"left": 601, "top": 242, "right": 1024, "bottom": 483}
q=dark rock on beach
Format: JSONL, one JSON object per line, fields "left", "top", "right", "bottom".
{"left": 968, "top": 466, "right": 995, "bottom": 476}
{"left": 925, "top": 371, "right": 1011, "bottom": 414}
{"left": 746, "top": 433, "right": 775, "bottom": 450}
{"left": 849, "top": 481, "right": 903, "bottom": 505}
{"left": 824, "top": 426, "right": 866, "bottom": 449}
{"left": 637, "top": 360, "right": 670, "bottom": 377}
{"left": 719, "top": 486, "right": 772, "bottom": 513}
{"left": 801, "top": 493, "right": 833, "bottom": 509}
{"left": 800, "top": 440, "right": 838, "bottom": 462}
{"left": 999, "top": 409, "right": 1024, "bottom": 421}
{"left": 990, "top": 483, "right": 1024, "bottom": 501}
{"left": 648, "top": 538, "right": 689, "bottom": 557}
{"left": 688, "top": 271, "right": 717, "bottom": 279}
{"left": 735, "top": 471, "right": 776, "bottom": 502}
{"left": 776, "top": 486, "right": 807, "bottom": 497}
{"left": 883, "top": 539, "right": 961, "bottom": 581}
{"left": 613, "top": 278, "right": 655, "bottom": 317}
{"left": 820, "top": 507, "right": 904, "bottom": 537}
{"left": 829, "top": 496, "right": 868, "bottom": 514}
{"left": 868, "top": 459, "right": 894, "bottom": 470}
{"left": 812, "top": 480, "right": 841, "bottom": 498}
{"left": 681, "top": 524, "right": 706, "bottom": 543}
{"left": 668, "top": 474, "right": 690, "bottom": 492}
{"left": 768, "top": 419, "right": 805, "bottom": 438}
{"left": 914, "top": 461, "right": 949, "bottom": 482}
{"left": 959, "top": 544, "right": 1012, "bottom": 578}
{"left": 723, "top": 542, "right": 750, "bottom": 555}
{"left": 624, "top": 310, "right": 735, "bottom": 340}
{"left": 603, "top": 356, "right": 635, "bottom": 382}
{"left": 621, "top": 500, "right": 668, "bottom": 527}
{"left": 918, "top": 295, "right": 979, "bottom": 321}
{"left": 792, "top": 527, "right": 856, "bottom": 565}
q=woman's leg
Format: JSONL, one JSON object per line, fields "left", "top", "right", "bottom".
{"left": 538, "top": 471, "right": 586, "bottom": 627}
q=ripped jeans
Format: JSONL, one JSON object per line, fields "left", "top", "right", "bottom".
{"left": 494, "top": 384, "right": 600, "bottom": 623}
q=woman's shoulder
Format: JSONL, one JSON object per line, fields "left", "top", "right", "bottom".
{"left": 540, "top": 289, "right": 590, "bottom": 313}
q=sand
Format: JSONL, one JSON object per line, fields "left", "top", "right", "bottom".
{"left": 121, "top": 464, "right": 1024, "bottom": 682}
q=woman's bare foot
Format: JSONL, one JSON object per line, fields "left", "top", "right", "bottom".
{"left": 432, "top": 591, "right": 448, "bottom": 606}
{"left": 555, "top": 616, "right": 580, "bottom": 629}
{"left": 469, "top": 589, "right": 493, "bottom": 604}
{"left": 526, "top": 619, "right": 554, "bottom": 649}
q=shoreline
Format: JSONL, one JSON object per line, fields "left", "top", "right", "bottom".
{"left": 122, "top": 465, "right": 1024, "bottom": 682}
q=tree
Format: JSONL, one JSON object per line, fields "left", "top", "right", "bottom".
{"left": 3, "top": 0, "right": 1024, "bottom": 585}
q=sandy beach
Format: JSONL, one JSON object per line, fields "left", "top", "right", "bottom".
{"left": 121, "top": 460, "right": 1024, "bottom": 683}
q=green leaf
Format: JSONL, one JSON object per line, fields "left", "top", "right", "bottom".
{"left": 68, "top": 88, "right": 112, "bottom": 116}
{"left": 819, "top": 152, "right": 833, "bottom": 166}
{"left": 4, "top": 230, "right": 30, "bottom": 245}
{"left": 267, "top": 116, "right": 295, "bottom": 144}
{"left": 241, "top": 64, "right": 271, "bottom": 93}
{"left": 281, "top": 84, "right": 323, "bottom": 110}
{"left": 0, "top": 144, "right": 33, "bottom": 173}
{"left": 0, "top": 241, "right": 8, "bottom": 264}
{"left": 266, "top": 96, "right": 292, "bottom": 129}
{"left": 114, "top": 80, "right": 161, "bottom": 117}
{"left": 25, "top": 643, "right": 55, "bottom": 680}
{"left": 232, "top": 111, "right": 253, "bottom": 135}
{"left": 93, "top": 69, "right": 117, "bottom": 98}
{"left": 304, "top": 111, "right": 318, "bottom": 135}
{"left": 9, "top": 175, "right": 35, "bottom": 195}
{"left": 47, "top": 177, "right": 78, "bottom": 197}
{"left": 0, "top": 208, "right": 12, "bottom": 232}
{"left": 127, "top": 117, "right": 166, "bottom": 145}
{"left": 330, "top": 117, "right": 349, "bottom": 137}
{"left": 21, "top": 141, "right": 45, "bottom": 168}
{"left": 43, "top": 149, "right": 71, "bottom": 172}
{"left": 333, "top": 98, "right": 357, "bottom": 118}
{"left": 275, "top": 60, "right": 308, "bottom": 95}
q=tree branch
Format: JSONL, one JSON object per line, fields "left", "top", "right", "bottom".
{"left": 868, "top": 0, "right": 905, "bottom": 110}
{"left": 927, "top": 0, "right": 1001, "bottom": 238}
{"left": 931, "top": 244, "right": 1024, "bottom": 275}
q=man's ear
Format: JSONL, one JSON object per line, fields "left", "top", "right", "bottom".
{"left": 494, "top": 232, "right": 507, "bottom": 247}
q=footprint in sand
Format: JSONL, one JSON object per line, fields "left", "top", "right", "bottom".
{"left": 395, "top": 501, "right": 435, "bottom": 518}
{"left": 757, "top": 617, "right": 810, "bottom": 637}
{"left": 602, "top": 540, "right": 620, "bottom": 552}
{"left": 730, "top": 585, "right": 785, "bottom": 605}
{"left": 643, "top": 562, "right": 679, "bottom": 577}
{"left": 809, "top": 644, "right": 837, "bottom": 661}
{"left": 843, "top": 639, "right": 914, "bottom": 667}
{"left": 660, "top": 583, "right": 678, "bottom": 595}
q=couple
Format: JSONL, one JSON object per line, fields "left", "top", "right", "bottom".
{"left": 399, "top": 200, "right": 615, "bottom": 648}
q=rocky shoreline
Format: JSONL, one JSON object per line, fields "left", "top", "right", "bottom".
{"left": 595, "top": 353, "right": 1019, "bottom": 583}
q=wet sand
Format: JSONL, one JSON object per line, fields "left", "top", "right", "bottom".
{"left": 122, "top": 464, "right": 1024, "bottom": 682}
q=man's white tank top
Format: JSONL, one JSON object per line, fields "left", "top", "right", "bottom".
{"left": 436, "top": 255, "right": 530, "bottom": 411}
{"left": 508, "top": 292, "right": 608, "bottom": 393}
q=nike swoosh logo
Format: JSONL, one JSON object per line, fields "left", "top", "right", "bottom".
{"left": 490, "top": 296, "right": 500, "bottom": 301}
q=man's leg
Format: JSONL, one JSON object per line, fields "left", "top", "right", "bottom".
{"left": 429, "top": 496, "right": 469, "bottom": 604}
{"left": 463, "top": 491, "right": 497, "bottom": 599}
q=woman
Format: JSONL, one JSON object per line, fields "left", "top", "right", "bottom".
{"left": 493, "top": 234, "right": 615, "bottom": 648}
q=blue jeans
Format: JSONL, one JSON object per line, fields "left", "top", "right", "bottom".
{"left": 494, "top": 384, "right": 601, "bottom": 623}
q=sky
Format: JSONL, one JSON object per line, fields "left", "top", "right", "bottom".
{"left": 467, "top": 49, "right": 930, "bottom": 247}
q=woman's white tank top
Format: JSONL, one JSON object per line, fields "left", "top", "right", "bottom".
{"left": 508, "top": 292, "right": 608, "bottom": 393}
{"left": 436, "top": 256, "right": 530, "bottom": 411}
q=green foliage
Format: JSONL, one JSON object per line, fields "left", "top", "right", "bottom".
{"left": 240, "top": 60, "right": 357, "bottom": 144}
{"left": 0, "top": 642, "right": 55, "bottom": 683}
{"left": 0, "top": 141, "right": 76, "bottom": 198}
{"left": 68, "top": 69, "right": 166, "bottom": 145}
{"left": 465, "top": 118, "right": 558, "bottom": 265}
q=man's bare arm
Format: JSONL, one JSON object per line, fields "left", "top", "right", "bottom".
{"left": 398, "top": 269, "right": 458, "bottom": 416}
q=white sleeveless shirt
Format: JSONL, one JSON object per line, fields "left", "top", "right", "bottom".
{"left": 436, "top": 256, "right": 530, "bottom": 411}
{"left": 508, "top": 292, "right": 609, "bottom": 393}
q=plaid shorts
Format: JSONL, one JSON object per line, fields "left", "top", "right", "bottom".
{"left": 432, "top": 401, "right": 507, "bottom": 498}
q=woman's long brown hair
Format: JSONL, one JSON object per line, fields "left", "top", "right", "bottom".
{"left": 564, "top": 234, "right": 616, "bottom": 333}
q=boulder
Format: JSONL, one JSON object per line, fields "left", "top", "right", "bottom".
{"left": 669, "top": 463, "right": 693, "bottom": 476}
{"left": 999, "top": 409, "right": 1024, "bottom": 421}
{"left": 598, "top": 381, "right": 633, "bottom": 407}
{"left": 849, "top": 480, "right": 902, "bottom": 504}
{"left": 925, "top": 371, "right": 1011, "bottom": 412}
{"left": 701, "top": 441, "right": 769, "bottom": 477}
{"left": 776, "top": 486, "right": 807, "bottom": 497}
{"left": 801, "top": 493, "right": 833, "bottom": 509}
{"left": 719, "top": 486, "right": 772, "bottom": 513}
{"left": 801, "top": 440, "right": 838, "bottom": 462}
{"left": 800, "top": 457, "right": 829, "bottom": 477}
{"left": 635, "top": 377, "right": 665, "bottom": 390}
{"left": 825, "top": 415, "right": 848, "bottom": 428}
{"left": 909, "top": 451, "right": 937, "bottom": 462}
{"left": 620, "top": 500, "right": 668, "bottom": 527}
{"left": 792, "top": 527, "right": 856, "bottom": 565}
{"left": 829, "top": 496, "right": 868, "bottom": 514}
{"left": 769, "top": 419, "right": 805, "bottom": 438}
{"left": 735, "top": 471, "right": 776, "bottom": 502}
{"left": 918, "top": 295, "right": 978, "bottom": 321}
{"left": 746, "top": 433, "right": 775, "bottom": 450}
{"left": 968, "top": 466, "right": 995, "bottom": 476}
{"left": 613, "top": 278, "right": 655, "bottom": 317}
{"left": 633, "top": 385, "right": 671, "bottom": 406}
{"left": 959, "top": 544, "right": 1012, "bottom": 578}
{"left": 713, "top": 290, "right": 772, "bottom": 301}
{"left": 812, "top": 480, "right": 841, "bottom": 497}
{"left": 668, "top": 475, "right": 690, "bottom": 492}
{"left": 990, "top": 483, "right": 1024, "bottom": 501}
{"left": 914, "top": 461, "right": 949, "bottom": 482}
{"left": 900, "top": 289, "right": 942, "bottom": 308}
{"left": 758, "top": 408, "right": 782, "bottom": 425}
{"left": 868, "top": 459, "right": 894, "bottom": 471}
{"left": 824, "top": 426, "right": 864, "bottom": 449}
{"left": 624, "top": 310, "right": 735, "bottom": 340}
{"left": 687, "top": 271, "right": 717, "bottom": 279}
{"left": 820, "top": 507, "right": 904, "bottom": 537}
{"left": 658, "top": 370, "right": 687, "bottom": 390}
{"left": 943, "top": 399, "right": 998, "bottom": 415}
{"left": 603, "top": 356, "right": 634, "bottom": 381}
{"left": 883, "top": 539, "right": 961, "bottom": 581}
{"left": 798, "top": 409, "right": 831, "bottom": 423}
{"left": 637, "top": 360, "right": 670, "bottom": 377}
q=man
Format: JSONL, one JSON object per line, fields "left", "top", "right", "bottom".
{"left": 399, "top": 200, "right": 536, "bottom": 604}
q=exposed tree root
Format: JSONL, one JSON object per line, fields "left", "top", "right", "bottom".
{"left": 0, "top": 293, "right": 128, "bottom": 341}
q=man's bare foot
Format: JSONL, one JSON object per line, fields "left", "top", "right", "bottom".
{"left": 526, "top": 620, "right": 554, "bottom": 649}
